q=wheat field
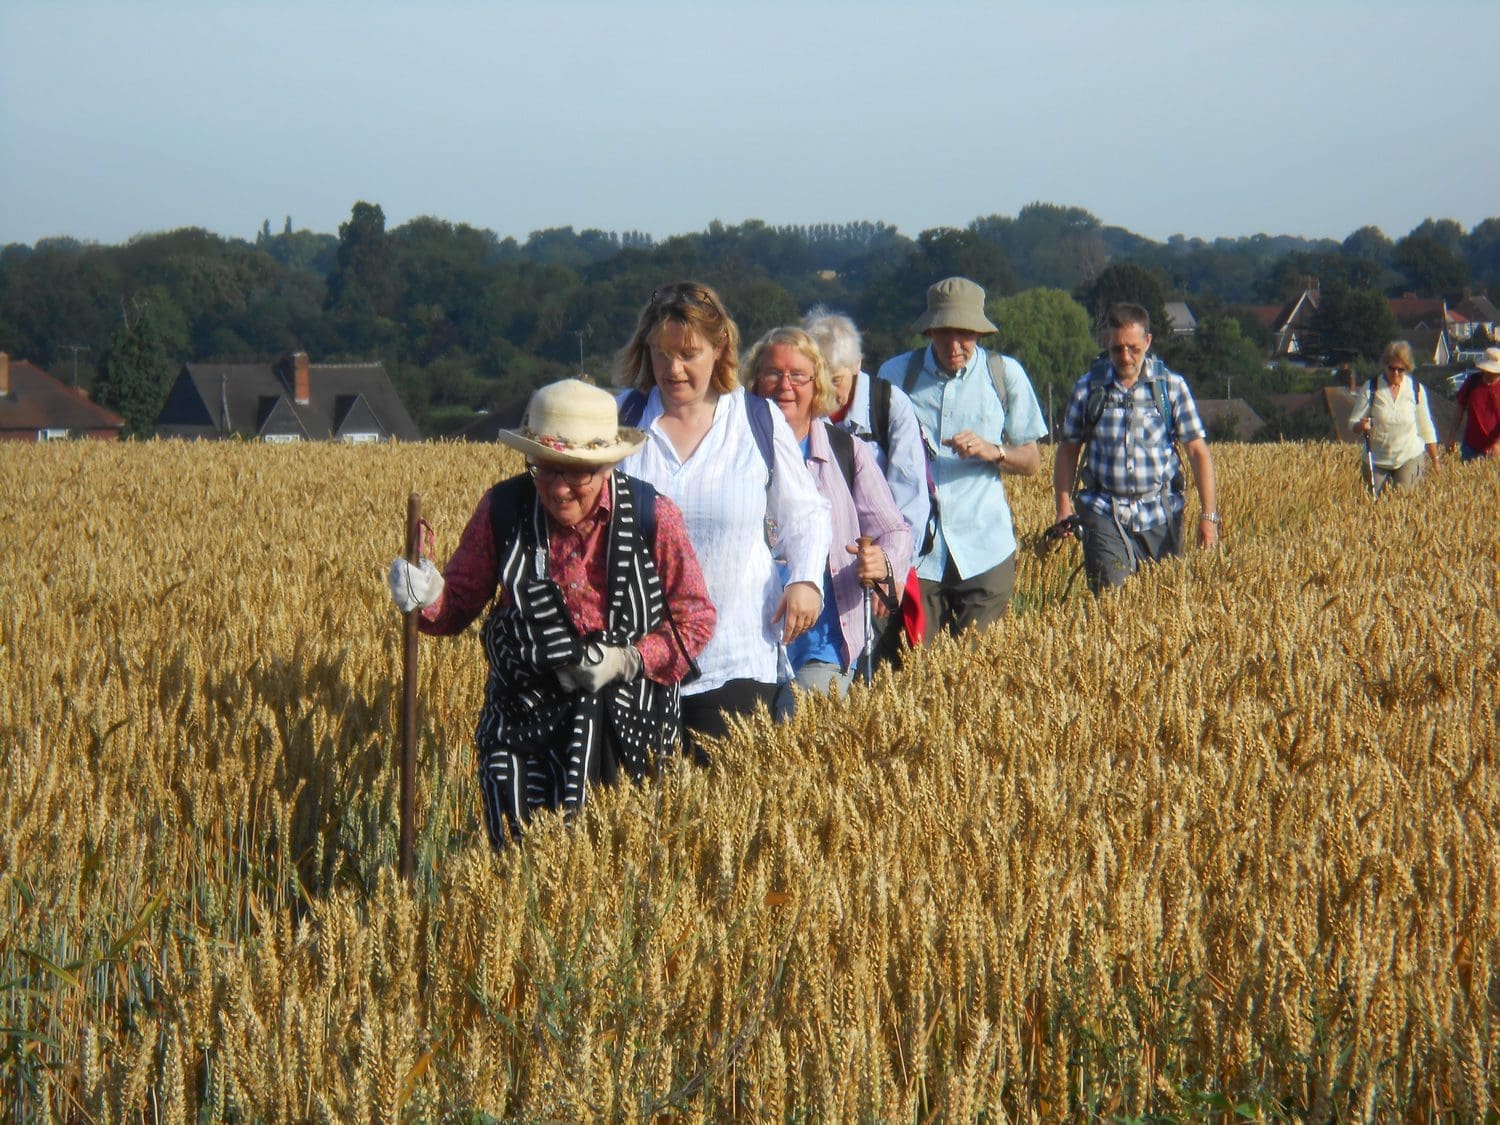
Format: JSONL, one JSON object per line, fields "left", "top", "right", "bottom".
{"left": 1, "top": 439, "right": 1496, "bottom": 1121}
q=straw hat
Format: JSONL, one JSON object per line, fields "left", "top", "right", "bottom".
{"left": 1476, "top": 346, "right": 1500, "bottom": 375}
{"left": 912, "top": 276, "right": 999, "bottom": 335}
{"left": 498, "top": 379, "right": 646, "bottom": 466}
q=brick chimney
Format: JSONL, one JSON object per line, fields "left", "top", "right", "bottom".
{"left": 0, "top": 352, "right": 8, "bottom": 397}
{"left": 292, "top": 351, "right": 310, "bottom": 404}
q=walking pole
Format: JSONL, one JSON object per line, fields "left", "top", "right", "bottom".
{"left": 857, "top": 535, "right": 875, "bottom": 685}
{"left": 400, "top": 492, "right": 422, "bottom": 881}
{"left": 1364, "top": 435, "right": 1377, "bottom": 500}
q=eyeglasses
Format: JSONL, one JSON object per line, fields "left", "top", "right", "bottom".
{"left": 1386, "top": 364, "right": 1410, "bottom": 374}
{"left": 1109, "top": 344, "right": 1146, "bottom": 357}
{"left": 755, "top": 368, "right": 814, "bottom": 388}
{"left": 527, "top": 462, "right": 601, "bottom": 487}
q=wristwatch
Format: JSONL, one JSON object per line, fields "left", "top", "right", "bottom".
{"left": 1200, "top": 511, "right": 1221, "bottom": 524}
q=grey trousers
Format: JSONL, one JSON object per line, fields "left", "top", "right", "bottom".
{"left": 916, "top": 553, "right": 1017, "bottom": 643}
{"left": 1079, "top": 506, "right": 1184, "bottom": 594}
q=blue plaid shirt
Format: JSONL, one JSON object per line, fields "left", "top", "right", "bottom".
{"left": 1060, "top": 356, "right": 1206, "bottom": 531}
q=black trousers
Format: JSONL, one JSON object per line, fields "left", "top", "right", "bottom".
{"left": 679, "top": 678, "right": 779, "bottom": 766}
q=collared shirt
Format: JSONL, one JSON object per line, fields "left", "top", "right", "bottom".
{"left": 1349, "top": 375, "right": 1439, "bottom": 468}
{"left": 828, "top": 371, "right": 931, "bottom": 540}
{"left": 418, "top": 476, "right": 715, "bottom": 685}
{"left": 1456, "top": 372, "right": 1500, "bottom": 453}
{"left": 1060, "top": 356, "right": 1207, "bottom": 531}
{"left": 619, "top": 386, "right": 832, "bottom": 694}
{"left": 874, "top": 345, "right": 1047, "bottom": 581}
{"left": 796, "top": 421, "right": 913, "bottom": 672}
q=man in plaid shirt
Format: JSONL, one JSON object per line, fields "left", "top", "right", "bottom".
{"left": 1052, "top": 303, "right": 1220, "bottom": 593}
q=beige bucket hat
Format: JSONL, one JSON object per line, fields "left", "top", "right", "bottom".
{"left": 912, "top": 276, "right": 999, "bottom": 335}
{"left": 498, "top": 378, "right": 646, "bottom": 466}
{"left": 1476, "top": 346, "right": 1500, "bottom": 375}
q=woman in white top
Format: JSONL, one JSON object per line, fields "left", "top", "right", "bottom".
{"left": 614, "top": 282, "right": 831, "bottom": 760}
{"left": 1349, "top": 340, "right": 1442, "bottom": 495}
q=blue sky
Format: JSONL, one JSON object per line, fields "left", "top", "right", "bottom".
{"left": 2, "top": 0, "right": 1494, "bottom": 248}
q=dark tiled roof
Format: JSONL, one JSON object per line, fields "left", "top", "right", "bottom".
{"left": 1193, "top": 397, "right": 1265, "bottom": 439}
{"left": 155, "top": 357, "right": 422, "bottom": 440}
{"left": 0, "top": 359, "right": 125, "bottom": 437}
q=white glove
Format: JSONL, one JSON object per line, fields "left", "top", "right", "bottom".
{"left": 388, "top": 558, "right": 444, "bottom": 613}
{"left": 562, "top": 645, "right": 642, "bottom": 693}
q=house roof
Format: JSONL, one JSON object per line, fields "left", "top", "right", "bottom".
{"left": 0, "top": 358, "right": 126, "bottom": 435}
{"left": 155, "top": 356, "right": 422, "bottom": 440}
{"left": 1452, "top": 295, "right": 1499, "bottom": 323}
{"left": 1164, "top": 301, "right": 1197, "bottom": 332}
{"left": 1193, "top": 397, "right": 1265, "bottom": 440}
{"left": 1388, "top": 297, "right": 1447, "bottom": 330}
{"left": 1235, "top": 305, "right": 1282, "bottom": 331}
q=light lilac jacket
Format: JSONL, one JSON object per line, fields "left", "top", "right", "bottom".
{"left": 804, "top": 421, "right": 913, "bottom": 668}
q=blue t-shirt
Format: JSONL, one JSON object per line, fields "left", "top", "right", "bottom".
{"left": 786, "top": 432, "right": 846, "bottom": 671}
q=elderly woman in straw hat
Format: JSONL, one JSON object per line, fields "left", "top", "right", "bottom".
{"left": 387, "top": 378, "right": 715, "bottom": 847}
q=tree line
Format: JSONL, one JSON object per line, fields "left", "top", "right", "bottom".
{"left": 2, "top": 202, "right": 1496, "bottom": 436}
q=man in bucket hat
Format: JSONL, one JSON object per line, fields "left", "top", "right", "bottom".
{"left": 1447, "top": 346, "right": 1500, "bottom": 461}
{"left": 874, "top": 277, "right": 1047, "bottom": 641}
{"left": 387, "top": 378, "right": 715, "bottom": 847}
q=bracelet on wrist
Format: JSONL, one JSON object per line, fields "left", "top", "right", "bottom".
{"left": 1200, "top": 511, "right": 1221, "bottom": 524}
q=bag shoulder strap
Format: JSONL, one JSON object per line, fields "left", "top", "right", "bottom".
{"left": 901, "top": 348, "right": 926, "bottom": 394}
{"left": 867, "top": 373, "right": 893, "bottom": 455}
{"left": 824, "top": 422, "right": 857, "bottom": 491}
{"left": 619, "top": 388, "right": 648, "bottom": 427}
{"left": 984, "top": 351, "right": 1011, "bottom": 421}
{"left": 623, "top": 474, "right": 658, "bottom": 547}
{"left": 488, "top": 474, "right": 540, "bottom": 564}
{"left": 744, "top": 391, "right": 776, "bottom": 485}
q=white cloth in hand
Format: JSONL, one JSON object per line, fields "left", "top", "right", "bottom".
{"left": 563, "top": 645, "right": 642, "bottom": 693}
{"left": 388, "top": 558, "right": 444, "bottom": 612}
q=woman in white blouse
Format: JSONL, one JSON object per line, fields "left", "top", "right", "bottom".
{"left": 615, "top": 282, "right": 831, "bottom": 760}
{"left": 1349, "top": 340, "right": 1441, "bottom": 495}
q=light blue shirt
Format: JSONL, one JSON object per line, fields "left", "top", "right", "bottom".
{"left": 829, "top": 371, "right": 931, "bottom": 542}
{"left": 875, "top": 345, "right": 1047, "bottom": 581}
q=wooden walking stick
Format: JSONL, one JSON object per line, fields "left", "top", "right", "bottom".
{"left": 400, "top": 492, "right": 422, "bottom": 881}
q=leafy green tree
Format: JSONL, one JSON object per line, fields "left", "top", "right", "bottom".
{"left": 1313, "top": 280, "right": 1400, "bottom": 360}
{"left": 988, "top": 288, "right": 1097, "bottom": 420}
{"left": 1342, "top": 225, "right": 1393, "bottom": 265}
{"left": 94, "top": 291, "right": 185, "bottom": 435}
{"left": 1463, "top": 218, "right": 1500, "bottom": 291}
{"left": 1392, "top": 232, "right": 1470, "bottom": 300}
{"left": 326, "top": 201, "right": 398, "bottom": 317}
{"left": 1074, "top": 262, "right": 1170, "bottom": 337}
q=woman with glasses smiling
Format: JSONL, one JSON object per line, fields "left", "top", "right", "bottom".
{"left": 743, "top": 326, "right": 911, "bottom": 714}
{"left": 386, "top": 378, "right": 715, "bottom": 847}
{"left": 614, "top": 282, "right": 830, "bottom": 761}
{"left": 1350, "top": 340, "right": 1442, "bottom": 494}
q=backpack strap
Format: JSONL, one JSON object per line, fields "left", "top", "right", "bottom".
{"left": 984, "top": 351, "right": 1012, "bottom": 432}
{"left": 901, "top": 348, "right": 926, "bottom": 394}
{"left": 866, "top": 373, "right": 893, "bottom": 456}
{"left": 744, "top": 391, "right": 777, "bottom": 487}
{"left": 619, "top": 388, "right": 648, "bottom": 427}
{"left": 824, "top": 422, "right": 857, "bottom": 492}
{"left": 624, "top": 474, "right": 657, "bottom": 547}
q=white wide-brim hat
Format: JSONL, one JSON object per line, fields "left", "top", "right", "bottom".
{"left": 1476, "top": 346, "right": 1500, "bottom": 375}
{"left": 498, "top": 378, "right": 646, "bottom": 466}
